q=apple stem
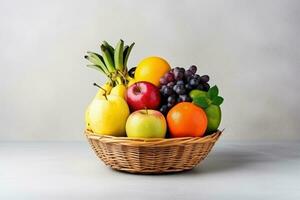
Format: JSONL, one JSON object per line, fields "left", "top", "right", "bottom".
{"left": 134, "top": 83, "right": 141, "bottom": 93}
{"left": 93, "top": 83, "right": 108, "bottom": 100}
{"left": 144, "top": 107, "right": 148, "bottom": 115}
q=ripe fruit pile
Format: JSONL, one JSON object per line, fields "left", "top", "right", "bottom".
{"left": 85, "top": 40, "right": 224, "bottom": 139}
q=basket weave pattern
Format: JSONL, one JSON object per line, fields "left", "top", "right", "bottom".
{"left": 85, "top": 130, "right": 222, "bottom": 174}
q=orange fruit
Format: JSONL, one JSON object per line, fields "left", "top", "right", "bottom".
{"left": 135, "top": 56, "right": 171, "bottom": 86}
{"left": 167, "top": 102, "right": 207, "bottom": 137}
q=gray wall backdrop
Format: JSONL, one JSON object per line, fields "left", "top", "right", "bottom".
{"left": 0, "top": 0, "right": 299, "bottom": 141}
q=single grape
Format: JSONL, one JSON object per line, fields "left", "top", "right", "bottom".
{"left": 173, "top": 84, "right": 179, "bottom": 92}
{"left": 167, "top": 95, "right": 176, "bottom": 104}
{"left": 159, "top": 88, "right": 164, "bottom": 94}
{"left": 184, "top": 70, "right": 193, "bottom": 79}
{"left": 164, "top": 72, "right": 175, "bottom": 82}
{"left": 179, "top": 94, "right": 192, "bottom": 102}
{"left": 185, "top": 75, "right": 192, "bottom": 82}
{"left": 189, "top": 78, "right": 199, "bottom": 87}
{"left": 176, "top": 80, "right": 185, "bottom": 85}
{"left": 173, "top": 67, "right": 180, "bottom": 73}
{"left": 179, "top": 94, "right": 186, "bottom": 101}
{"left": 179, "top": 68, "right": 185, "bottom": 73}
{"left": 189, "top": 65, "right": 197, "bottom": 74}
{"left": 196, "top": 84, "right": 204, "bottom": 90}
{"left": 159, "top": 105, "right": 168, "bottom": 114}
{"left": 160, "top": 77, "right": 168, "bottom": 85}
{"left": 167, "top": 81, "right": 175, "bottom": 87}
{"left": 163, "top": 86, "right": 173, "bottom": 96}
{"left": 175, "top": 85, "right": 186, "bottom": 95}
{"left": 174, "top": 70, "right": 184, "bottom": 81}
{"left": 167, "top": 102, "right": 175, "bottom": 108}
{"left": 185, "top": 83, "right": 193, "bottom": 91}
{"left": 200, "top": 75, "right": 209, "bottom": 83}
{"left": 194, "top": 74, "right": 201, "bottom": 81}
{"left": 160, "top": 85, "right": 167, "bottom": 91}
{"left": 202, "top": 82, "right": 210, "bottom": 91}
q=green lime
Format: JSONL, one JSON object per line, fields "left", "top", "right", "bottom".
{"left": 205, "top": 104, "right": 221, "bottom": 132}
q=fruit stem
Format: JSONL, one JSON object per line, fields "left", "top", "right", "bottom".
{"left": 107, "top": 74, "right": 114, "bottom": 85}
{"left": 117, "top": 70, "right": 128, "bottom": 85}
{"left": 144, "top": 107, "right": 148, "bottom": 115}
{"left": 134, "top": 83, "right": 141, "bottom": 93}
{"left": 116, "top": 75, "right": 123, "bottom": 85}
{"left": 93, "top": 83, "right": 108, "bottom": 100}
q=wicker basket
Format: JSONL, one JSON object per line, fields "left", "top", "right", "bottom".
{"left": 85, "top": 130, "right": 222, "bottom": 174}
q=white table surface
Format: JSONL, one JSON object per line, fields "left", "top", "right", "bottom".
{"left": 1, "top": 140, "right": 299, "bottom": 200}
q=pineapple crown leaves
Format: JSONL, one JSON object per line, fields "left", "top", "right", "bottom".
{"left": 84, "top": 39, "right": 135, "bottom": 83}
{"left": 193, "top": 85, "right": 224, "bottom": 109}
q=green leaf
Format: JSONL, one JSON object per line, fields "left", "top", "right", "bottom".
{"left": 86, "top": 64, "right": 106, "bottom": 74}
{"left": 87, "top": 51, "right": 102, "bottom": 60}
{"left": 123, "top": 42, "right": 135, "bottom": 68}
{"left": 84, "top": 54, "right": 99, "bottom": 65}
{"left": 212, "top": 96, "right": 224, "bottom": 106}
{"left": 100, "top": 45, "right": 115, "bottom": 73}
{"left": 85, "top": 52, "right": 109, "bottom": 75}
{"left": 208, "top": 85, "right": 219, "bottom": 99}
{"left": 114, "top": 39, "right": 124, "bottom": 71}
{"left": 193, "top": 97, "right": 209, "bottom": 108}
{"left": 102, "top": 41, "right": 115, "bottom": 56}
{"left": 123, "top": 45, "right": 129, "bottom": 66}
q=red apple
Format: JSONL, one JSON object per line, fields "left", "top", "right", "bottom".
{"left": 126, "top": 81, "right": 161, "bottom": 111}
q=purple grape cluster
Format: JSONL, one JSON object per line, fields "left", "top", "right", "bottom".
{"left": 159, "top": 65, "right": 210, "bottom": 115}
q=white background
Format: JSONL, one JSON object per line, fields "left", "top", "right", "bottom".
{"left": 1, "top": 0, "right": 299, "bottom": 141}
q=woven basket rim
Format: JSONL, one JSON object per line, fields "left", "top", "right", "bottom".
{"left": 85, "top": 129, "right": 223, "bottom": 147}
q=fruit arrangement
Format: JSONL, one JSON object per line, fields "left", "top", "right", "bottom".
{"left": 84, "top": 40, "right": 224, "bottom": 139}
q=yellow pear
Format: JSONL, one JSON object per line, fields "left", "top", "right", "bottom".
{"left": 87, "top": 92, "right": 129, "bottom": 136}
{"left": 85, "top": 82, "right": 112, "bottom": 130}
{"left": 110, "top": 84, "right": 127, "bottom": 99}
{"left": 95, "top": 82, "right": 112, "bottom": 97}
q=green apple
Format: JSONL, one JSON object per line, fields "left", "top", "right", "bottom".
{"left": 126, "top": 109, "right": 167, "bottom": 138}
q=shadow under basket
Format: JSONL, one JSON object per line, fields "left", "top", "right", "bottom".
{"left": 85, "top": 130, "right": 223, "bottom": 174}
